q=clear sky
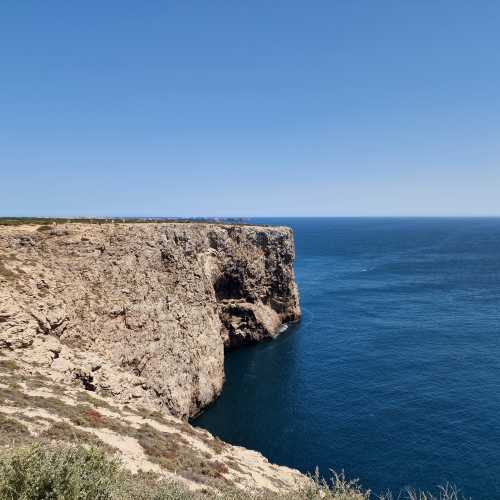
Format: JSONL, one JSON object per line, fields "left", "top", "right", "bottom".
{"left": 2, "top": 1, "right": 499, "bottom": 217}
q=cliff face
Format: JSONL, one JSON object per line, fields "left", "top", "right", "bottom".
{"left": 0, "top": 222, "right": 300, "bottom": 418}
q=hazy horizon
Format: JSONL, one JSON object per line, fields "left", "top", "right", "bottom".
{"left": 2, "top": 2, "right": 499, "bottom": 217}
{"left": 3, "top": 214, "right": 500, "bottom": 220}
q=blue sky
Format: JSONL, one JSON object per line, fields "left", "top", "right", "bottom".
{"left": 2, "top": 1, "right": 499, "bottom": 216}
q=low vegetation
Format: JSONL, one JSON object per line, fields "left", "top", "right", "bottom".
{"left": 0, "top": 443, "right": 468, "bottom": 500}
{"left": 0, "top": 360, "right": 469, "bottom": 499}
{"left": 0, "top": 217, "right": 250, "bottom": 227}
{"left": 0, "top": 361, "right": 237, "bottom": 488}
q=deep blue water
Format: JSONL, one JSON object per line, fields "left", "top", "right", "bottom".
{"left": 194, "top": 218, "right": 500, "bottom": 499}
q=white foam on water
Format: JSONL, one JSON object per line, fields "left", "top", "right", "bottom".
{"left": 278, "top": 324, "right": 289, "bottom": 333}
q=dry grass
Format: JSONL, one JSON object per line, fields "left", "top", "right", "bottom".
{"left": 40, "top": 421, "right": 117, "bottom": 454}
{"left": 0, "top": 443, "right": 469, "bottom": 500}
{"left": 0, "top": 414, "right": 32, "bottom": 447}
{"left": 0, "top": 365, "right": 232, "bottom": 487}
{"left": 0, "top": 359, "right": 18, "bottom": 371}
{"left": 380, "top": 484, "right": 469, "bottom": 500}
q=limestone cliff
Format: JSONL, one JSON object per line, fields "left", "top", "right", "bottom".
{"left": 0, "top": 222, "right": 300, "bottom": 419}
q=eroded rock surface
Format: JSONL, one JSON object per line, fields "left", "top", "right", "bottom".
{"left": 0, "top": 222, "right": 300, "bottom": 418}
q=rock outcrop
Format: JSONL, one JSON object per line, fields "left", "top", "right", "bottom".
{"left": 0, "top": 222, "right": 300, "bottom": 418}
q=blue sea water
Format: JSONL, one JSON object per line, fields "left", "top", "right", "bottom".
{"left": 194, "top": 218, "right": 500, "bottom": 499}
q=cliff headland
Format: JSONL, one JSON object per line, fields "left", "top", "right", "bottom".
{"left": 0, "top": 221, "right": 303, "bottom": 491}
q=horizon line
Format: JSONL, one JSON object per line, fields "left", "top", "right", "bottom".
{"left": 2, "top": 215, "right": 500, "bottom": 220}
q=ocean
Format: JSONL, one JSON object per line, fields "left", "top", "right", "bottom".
{"left": 194, "top": 218, "right": 500, "bottom": 499}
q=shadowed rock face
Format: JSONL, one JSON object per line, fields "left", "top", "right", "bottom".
{"left": 0, "top": 223, "right": 300, "bottom": 418}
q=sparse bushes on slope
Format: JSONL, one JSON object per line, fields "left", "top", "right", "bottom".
{"left": 0, "top": 444, "right": 367, "bottom": 500}
{"left": 0, "top": 443, "right": 468, "bottom": 500}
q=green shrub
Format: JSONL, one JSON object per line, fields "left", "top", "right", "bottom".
{"left": 0, "top": 443, "right": 121, "bottom": 500}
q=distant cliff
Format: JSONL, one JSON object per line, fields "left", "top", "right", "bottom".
{"left": 0, "top": 222, "right": 300, "bottom": 418}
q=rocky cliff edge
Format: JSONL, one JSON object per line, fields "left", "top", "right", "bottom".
{"left": 0, "top": 222, "right": 300, "bottom": 418}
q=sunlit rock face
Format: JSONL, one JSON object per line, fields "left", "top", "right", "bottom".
{"left": 0, "top": 222, "right": 300, "bottom": 418}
